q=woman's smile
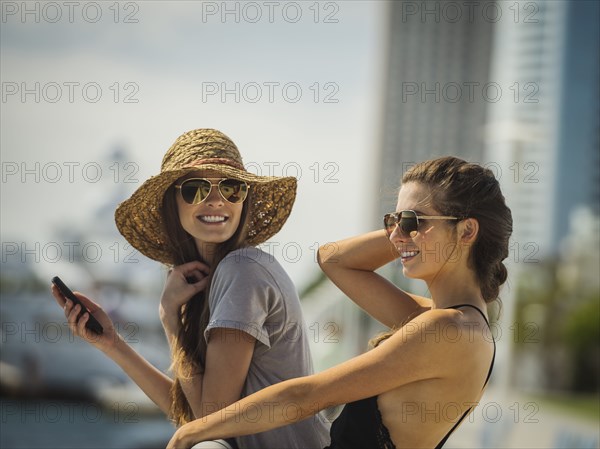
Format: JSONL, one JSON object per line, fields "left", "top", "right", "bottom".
{"left": 196, "top": 214, "right": 229, "bottom": 224}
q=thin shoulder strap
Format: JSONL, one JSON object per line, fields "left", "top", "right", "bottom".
{"left": 447, "top": 303, "right": 490, "bottom": 323}
{"left": 447, "top": 303, "right": 495, "bottom": 384}
{"left": 435, "top": 304, "right": 496, "bottom": 449}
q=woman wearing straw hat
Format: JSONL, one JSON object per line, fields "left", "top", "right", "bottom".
{"left": 165, "top": 157, "right": 513, "bottom": 449}
{"left": 51, "top": 129, "right": 330, "bottom": 449}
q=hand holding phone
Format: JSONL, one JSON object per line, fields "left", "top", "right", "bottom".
{"left": 51, "top": 276, "right": 104, "bottom": 335}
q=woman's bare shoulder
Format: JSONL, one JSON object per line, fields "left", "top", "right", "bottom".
{"left": 392, "top": 305, "right": 492, "bottom": 360}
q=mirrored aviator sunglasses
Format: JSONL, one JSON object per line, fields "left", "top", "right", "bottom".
{"left": 175, "top": 178, "right": 249, "bottom": 204}
{"left": 383, "top": 210, "right": 460, "bottom": 238}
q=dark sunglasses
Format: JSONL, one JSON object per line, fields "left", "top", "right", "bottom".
{"left": 383, "top": 210, "right": 460, "bottom": 237}
{"left": 175, "top": 178, "right": 249, "bottom": 204}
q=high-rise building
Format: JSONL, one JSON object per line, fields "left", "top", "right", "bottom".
{"left": 483, "top": 0, "right": 599, "bottom": 392}
{"left": 374, "top": 0, "right": 599, "bottom": 396}
{"left": 485, "top": 0, "right": 600, "bottom": 261}
{"left": 375, "top": 0, "right": 496, "bottom": 222}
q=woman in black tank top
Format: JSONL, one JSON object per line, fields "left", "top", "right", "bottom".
{"left": 167, "top": 157, "right": 513, "bottom": 449}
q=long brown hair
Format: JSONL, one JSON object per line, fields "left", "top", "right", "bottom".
{"left": 161, "top": 183, "right": 254, "bottom": 426}
{"left": 371, "top": 157, "right": 512, "bottom": 347}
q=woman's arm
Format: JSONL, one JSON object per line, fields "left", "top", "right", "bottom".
{"left": 52, "top": 286, "right": 174, "bottom": 415}
{"left": 162, "top": 325, "right": 255, "bottom": 420}
{"left": 318, "top": 230, "right": 431, "bottom": 327}
{"left": 162, "top": 313, "right": 255, "bottom": 421}
{"left": 160, "top": 262, "right": 256, "bottom": 420}
{"left": 196, "top": 328, "right": 255, "bottom": 417}
{"left": 103, "top": 337, "right": 174, "bottom": 414}
{"left": 167, "top": 309, "right": 470, "bottom": 448}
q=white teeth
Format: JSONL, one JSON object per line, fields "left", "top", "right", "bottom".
{"left": 401, "top": 251, "right": 419, "bottom": 258}
{"left": 200, "top": 215, "right": 227, "bottom": 223}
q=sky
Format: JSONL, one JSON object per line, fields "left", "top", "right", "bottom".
{"left": 1, "top": 1, "right": 388, "bottom": 291}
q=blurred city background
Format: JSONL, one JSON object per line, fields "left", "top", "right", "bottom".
{"left": 1, "top": 1, "right": 598, "bottom": 448}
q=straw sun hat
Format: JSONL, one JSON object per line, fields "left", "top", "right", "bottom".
{"left": 114, "top": 128, "right": 297, "bottom": 265}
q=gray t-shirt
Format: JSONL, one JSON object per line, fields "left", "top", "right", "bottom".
{"left": 204, "top": 247, "right": 331, "bottom": 449}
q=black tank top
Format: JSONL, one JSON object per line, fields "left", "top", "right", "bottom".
{"left": 323, "top": 304, "right": 496, "bottom": 449}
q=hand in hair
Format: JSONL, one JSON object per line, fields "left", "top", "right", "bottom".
{"left": 159, "top": 261, "right": 210, "bottom": 331}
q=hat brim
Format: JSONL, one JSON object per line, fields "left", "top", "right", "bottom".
{"left": 114, "top": 163, "right": 297, "bottom": 265}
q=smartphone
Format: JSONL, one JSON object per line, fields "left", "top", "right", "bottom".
{"left": 52, "top": 276, "right": 104, "bottom": 335}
